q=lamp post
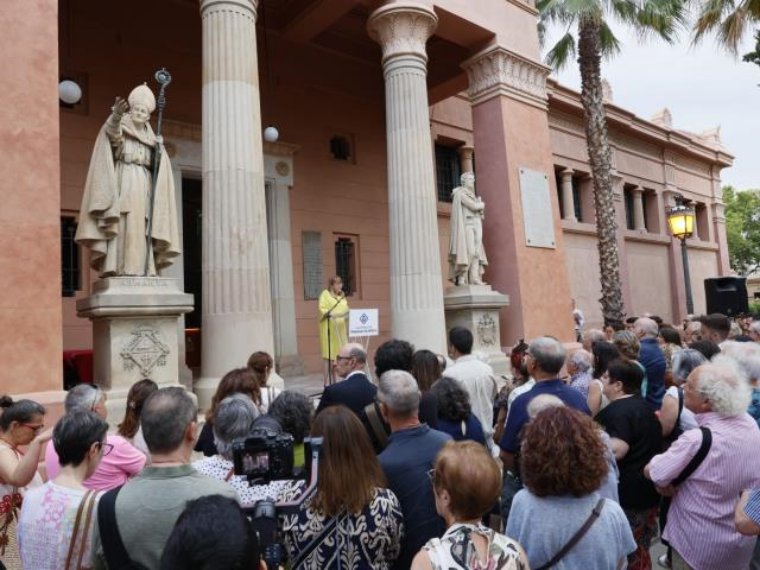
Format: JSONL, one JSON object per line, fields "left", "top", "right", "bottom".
{"left": 667, "top": 198, "right": 696, "bottom": 315}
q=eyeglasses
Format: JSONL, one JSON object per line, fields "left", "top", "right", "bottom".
{"left": 98, "top": 442, "right": 114, "bottom": 457}
{"left": 335, "top": 356, "right": 352, "bottom": 362}
{"left": 427, "top": 468, "right": 437, "bottom": 485}
{"left": 22, "top": 423, "right": 45, "bottom": 433}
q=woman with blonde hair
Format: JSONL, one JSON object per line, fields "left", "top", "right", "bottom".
{"left": 413, "top": 441, "right": 528, "bottom": 569}
{"left": 279, "top": 405, "right": 403, "bottom": 569}
{"left": 318, "top": 276, "right": 350, "bottom": 385}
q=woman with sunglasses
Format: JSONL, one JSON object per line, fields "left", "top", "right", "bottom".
{"left": 18, "top": 409, "right": 109, "bottom": 569}
{"left": 0, "top": 395, "right": 52, "bottom": 570}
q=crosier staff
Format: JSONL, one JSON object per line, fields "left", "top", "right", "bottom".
{"left": 144, "top": 68, "right": 172, "bottom": 276}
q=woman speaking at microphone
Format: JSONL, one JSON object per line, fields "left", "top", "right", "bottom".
{"left": 319, "top": 276, "right": 350, "bottom": 385}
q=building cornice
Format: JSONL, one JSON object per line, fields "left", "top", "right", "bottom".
{"left": 546, "top": 79, "right": 733, "bottom": 168}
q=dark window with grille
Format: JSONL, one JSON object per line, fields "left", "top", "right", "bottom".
{"left": 624, "top": 188, "right": 635, "bottom": 230}
{"left": 334, "top": 235, "right": 358, "bottom": 296}
{"left": 61, "top": 217, "right": 80, "bottom": 297}
{"left": 435, "top": 145, "right": 460, "bottom": 203}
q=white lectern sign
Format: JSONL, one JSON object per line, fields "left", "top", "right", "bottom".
{"left": 349, "top": 309, "right": 379, "bottom": 337}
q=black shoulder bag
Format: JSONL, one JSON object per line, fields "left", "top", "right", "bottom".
{"left": 96, "top": 486, "right": 150, "bottom": 570}
{"left": 659, "top": 426, "right": 712, "bottom": 546}
{"left": 535, "top": 497, "right": 606, "bottom": 570}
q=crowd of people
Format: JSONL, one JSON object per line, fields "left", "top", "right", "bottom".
{"left": 2, "top": 311, "right": 760, "bottom": 569}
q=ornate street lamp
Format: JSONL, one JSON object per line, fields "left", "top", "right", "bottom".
{"left": 667, "top": 198, "right": 696, "bottom": 314}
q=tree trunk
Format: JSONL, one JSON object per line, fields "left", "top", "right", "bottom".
{"left": 578, "top": 18, "right": 625, "bottom": 324}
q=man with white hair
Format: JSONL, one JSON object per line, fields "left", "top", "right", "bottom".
{"left": 633, "top": 317, "right": 666, "bottom": 408}
{"left": 566, "top": 349, "right": 593, "bottom": 398}
{"left": 581, "top": 329, "right": 606, "bottom": 352}
{"left": 645, "top": 361, "right": 760, "bottom": 570}
{"left": 377, "top": 370, "right": 451, "bottom": 570}
{"left": 719, "top": 342, "right": 760, "bottom": 428}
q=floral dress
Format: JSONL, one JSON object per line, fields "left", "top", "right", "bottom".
{"left": 422, "top": 522, "right": 528, "bottom": 570}
{"left": 279, "top": 482, "right": 403, "bottom": 569}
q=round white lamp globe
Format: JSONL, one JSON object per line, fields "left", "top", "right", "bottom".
{"left": 59, "top": 80, "right": 83, "bottom": 105}
{"left": 264, "top": 126, "right": 279, "bottom": 143}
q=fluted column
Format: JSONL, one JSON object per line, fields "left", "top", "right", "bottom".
{"left": 368, "top": 3, "right": 446, "bottom": 352}
{"left": 632, "top": 186, "right": 646, "bottom": 231}
{"left": 560, "top": 168, "right": 576, "bottom": 222}
{"left": 197, "top": 0, "right": 273, "bottom": 410}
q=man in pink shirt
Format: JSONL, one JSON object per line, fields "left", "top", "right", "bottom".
{"left": 45, "top": 384, "right": 145, "bottom": 490}
{"left": 646, "top": 359, "right": 760, "bottom": 570}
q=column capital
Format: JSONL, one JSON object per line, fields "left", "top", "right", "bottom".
{"left": 632, "top": 185, "right": 644, "bottom": 195}
{"left": 560, "top": 168, "right": 574, "bottom": 178}
{"left": 462, "top": 45, "right": 551, "bottom": 108}
{"left": 367, "top": 3, "right": 438, "bottom": 67}
{"left": 200, "top": 0, "right": 258, "bottom": 19}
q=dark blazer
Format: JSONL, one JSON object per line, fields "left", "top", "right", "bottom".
{"left": 317, "top": 372, "right": 383, "bottom": 452}
{"left": 316, "top": 372, "right": 377, "bottom": 417}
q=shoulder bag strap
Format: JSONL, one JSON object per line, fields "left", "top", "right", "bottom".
{"left": 676, "top": 387, "right": 684, "bottom": 423}
{"left": 64, "top": 490, "right": 93, "bottom": 570}
{"left": 364, "top": 402, "right": 388, "bottom": 449}
{"left": 535, "top": 498, "right": 605, "bottom": 570}
{"left": 672, "top": 427, "right": 712, "bottom": 487}
{"left": 290, "top": 510, "right": 343, "bottom": 569}
{"left": 74, "top": 491, "right": 100, "bottom": 570}
{"left": 97, "top": 486, "right": 134, "bottom": 570}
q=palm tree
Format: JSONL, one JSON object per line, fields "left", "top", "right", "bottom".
{"left": 539, "top": 0, "right": 685, "bottom": 324}
{"left": 694, "top": 0, "right": 760, "bottom": 54}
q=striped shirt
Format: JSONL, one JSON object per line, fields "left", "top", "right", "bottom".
{"left": 745, "top": 489, "right": 760, "bottom": 526}
{"left": 648, "top": 412, "right": 760, "bottom": 570}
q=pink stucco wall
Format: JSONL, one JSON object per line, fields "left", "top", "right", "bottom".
{"left": 0, "top": 0, "right": 64, "bottom": 395}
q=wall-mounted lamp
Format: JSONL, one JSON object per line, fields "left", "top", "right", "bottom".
{"left": 59, "top": 79, "right": 83, "bottom": 105}
{"left": 264, "top": 126, "right": 279, "bottom": 143}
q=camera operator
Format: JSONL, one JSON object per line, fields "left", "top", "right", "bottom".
{"left": 193, "top": 395, "right": 288, "bottom": 508}
{"left": 277, "top": 405, "right": 403, "bottom": 569}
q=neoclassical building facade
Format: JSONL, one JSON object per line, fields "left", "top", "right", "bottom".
{"left": 2, "top": 0, "right": 731, "bottom": 404}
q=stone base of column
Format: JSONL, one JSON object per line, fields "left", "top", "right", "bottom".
{"left": 276, "top": 355, "right": 305, "bottom": 379}
{"left": 77, "top": 277, "right": 195, "bottom": 425}
{"left": 444, "top": 285, "right": 510, "bottom": 375}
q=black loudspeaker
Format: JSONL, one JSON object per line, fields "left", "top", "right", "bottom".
{"left": 704, "top": 277, "right": 749, "bottom": 317}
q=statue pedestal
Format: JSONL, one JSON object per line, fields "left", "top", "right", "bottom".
{"left": 77, "top": 277, "right": 194, "bottom": 424}
{"left": 444, "top": 284, "right": 510, "bottom": 375}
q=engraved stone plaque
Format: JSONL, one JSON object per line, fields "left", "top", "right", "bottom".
{"left": 519, "top": 167, "right": 556, "bottom": 249}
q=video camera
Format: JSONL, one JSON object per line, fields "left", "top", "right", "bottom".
{"left": 232, "top": 429, "right": 298, "bottom": 484}
{"left": 232, "top": 427, "right": 323, "bottom": 569}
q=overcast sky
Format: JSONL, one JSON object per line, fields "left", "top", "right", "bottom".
{"left": 544, "top": 23, "right": 759, "bottom": 190}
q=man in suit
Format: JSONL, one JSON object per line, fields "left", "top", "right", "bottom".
{"left": 316, "top": 343, "right": 376, "bottom": 417}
